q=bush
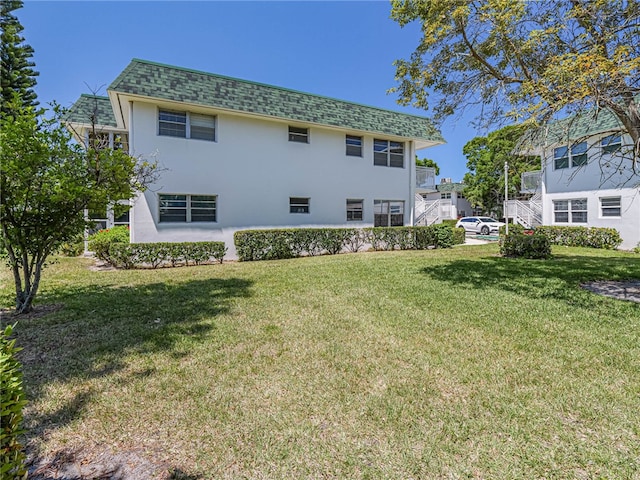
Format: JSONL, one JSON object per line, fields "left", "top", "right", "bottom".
{"left": 109, "top": 241, "right": 227, "bottom": 269}
{"left": 88, "top": 226, "right": 130, "bottom": 265}
{"left": 58, "top": 233, "right": 84, "bottom": 257}
{"left": 452, "top": 226, "right": 466, "bottom": 245}
{"left": 536, "top": 226, "right": 622, "bottom": 250}
{"left": 441, "top": 219, "right": 458, "bottom": 227}
{"left": 1, "top": 324, "right": 28, "bottom": 480}
{"left": 500, "top": 232, "right": 552, "bottom": 259}
{"left": 234, "top": 226, "right": 460, "bottom": 261}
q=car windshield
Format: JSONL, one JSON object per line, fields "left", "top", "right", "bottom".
{"left": 479, "top": 217, "right": 497, "bottom": 222}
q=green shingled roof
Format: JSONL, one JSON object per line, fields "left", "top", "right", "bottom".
{"left": 108, "top": 59, "right": 444, "bottom": 143}
{"left": 65, "top": 94, "right": 118, "bottom": 128}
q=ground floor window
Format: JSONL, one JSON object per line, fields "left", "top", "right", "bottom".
{"left": 159, "top": 194, "right": 217, "bottom": 223}
{"left": 346, "top": 199, "right": 363, "bottom": 221}
{"left": 600, "top": 196, "right": 621, "bottom": 217}
{"left": 290, "top": 197, "right": 310, "bottom": 214}
{"left": 374, "top": 200, "right": 404, "bottom": 227}
{"left": 553, "top": 198, "right": 587, "bottom": 223}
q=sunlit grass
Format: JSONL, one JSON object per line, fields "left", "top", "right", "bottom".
{"left": 2, "top": 245, "right": 639, "bottom": 478}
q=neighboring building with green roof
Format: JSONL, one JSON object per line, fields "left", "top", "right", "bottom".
{"left": 513, "top": 108, "right": 639, "bottom": 249}
{"left": 66, "top": 59, "right": 445, "bottom": 256}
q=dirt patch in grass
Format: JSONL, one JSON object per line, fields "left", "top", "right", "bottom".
{"left": 1, "top": 303, "right": 64, "bottom": 320}
{"left": 581, "top": 280, "right": 640, "bottom": 303}
{"left": 28, "top": 446, "right": 188, "bottom": 480}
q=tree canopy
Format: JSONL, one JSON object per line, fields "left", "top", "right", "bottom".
{"left": 415, "top": 156, "right": 440, "bottom": 175}
{"left": 0, "top": 0, "right": 38, "bottom": 117}
{"left": 462, "top": 125, "right": 539, "bottom": 216}
{"left": 391, "top": 0, "right": 640, "bottom": 160}
{"left": 0, "top": 104, "right": 157, "bottom": 313}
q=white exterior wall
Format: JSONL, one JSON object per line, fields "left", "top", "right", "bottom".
{"left": 422, "top": 191, "right": 472, "bottom": 219}
{"left": 128, "top": 101, "right": 415, "bottom": 256}
{"left": 541, "top": 132, "right": 640, "bottom": 250}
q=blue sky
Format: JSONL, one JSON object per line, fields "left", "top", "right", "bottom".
{"left": 20, "top": 0, "right": 481, "bottom": 181}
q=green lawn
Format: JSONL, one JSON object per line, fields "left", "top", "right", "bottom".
{"left": 2, "top": 244, "right": 639, "bottom": 478}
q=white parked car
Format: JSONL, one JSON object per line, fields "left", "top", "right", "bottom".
{"left": 455, "top": 217, "right": 505, "bottom": 235}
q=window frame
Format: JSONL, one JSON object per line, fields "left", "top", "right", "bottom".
{"left": 601, "top": 134, "right": 622, "bottom": 154}
{"left": 158, "top": 109, "right": 216, "bottom": 141}
{"left": 288, "top": 126, "right": 309, "bottom": 144}
{"left": 600, "top": 196, "right": 621, "bottom": 217}
{"left": 346, "top": 135, "right": 363, "bottom": 157}
{"left": 373, "top": 200, "right": 404, "bottom": 227}
{"left": 346, "top": 199, "right": 364, "bottom": 221}
{"left": 373, "top": 139, "right": 404, "bottom": 168}
{"left": 553, "top": 142, "right": 588, "bottom": 169}
{"left": 289, "top": 197, "right": 310, "bottom": 214}
{"left": 158, "top": 193, "right": 217, "bottom": 223}
{"left": 553, "top": 198, "right": 587, "bottom": 224}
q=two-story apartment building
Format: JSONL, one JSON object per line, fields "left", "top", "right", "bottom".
{"left": 66, "top": 59, "right": 444, "bottom": 256}
{"left": 514, "top": 108, "right": 640, "bottom": 250}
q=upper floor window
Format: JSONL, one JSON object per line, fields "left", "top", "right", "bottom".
{"left": 289, "top": 126, "right": 309, "bottom": 143}
{"left": 159, "top": 110, "right": 216, "bottom": 141}
{"left": 601, "top": 134, "right": 622, "bottom": 154}
{"left": 346, "top": 135, "right": 363, "bottom": 157}
{"left": 554, "top": 142, "right": 587, "bottom": 169}
{"left": 373, "top": 139, "right": 404, "bottom": 168}
{"left": 159, "top": 194, "right": 217, "bottom": 223}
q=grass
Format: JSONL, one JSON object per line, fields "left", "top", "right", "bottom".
{"left": 2, "top": 244, "right": 640, "bottom": 478}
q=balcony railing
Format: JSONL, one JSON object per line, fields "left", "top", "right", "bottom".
{"left": 521, "top": 170, "right": 542, "bottom": 193}
{"left": 416, "top": 166, "right": 436, "bottom": 191}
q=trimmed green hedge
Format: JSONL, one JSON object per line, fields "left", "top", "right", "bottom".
{"left": 234, "top": 225, "right": 463, "bottom": 262}
{"left": 88, "top": 226, "right": 130, "bottom": 264}
{"left": 109, "top": 241, "right": 227, "bottom": 269}
{"left": 499, "top": 224, "right": 622, "bottom": 250}
{"left": 500, "top": 232, "right": 552, "bottom": 259}
{"left": 1, "top": 324, "right": 28, "bottom": 479}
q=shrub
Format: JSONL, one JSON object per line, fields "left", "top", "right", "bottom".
{"left": 88, "top": 226, "right": 130, "bottom": 265}
{"left": 452, "top": 226, "right": 466, "bottom": 245}
{"left": 500, "top": 232, "right": 552, "bottom": 259}
{"left": 536, "top": 226, "right": 622, "bottom": 250}
{"left": 58, "top": 233, "right": 84, "bottom": 257}
{"left": 441, "top": 219, "right": 458, "bottom": 227}
{"left": 1, "top": 324, "right": 28, "bottom": 480}
{"left": 109, "top": 242, "right": 227, "bottom": 269}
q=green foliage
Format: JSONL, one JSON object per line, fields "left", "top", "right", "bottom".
{"left": 390, "top": 0, "right": 640, "bottom": 157}
{"left": 109, "top": 242, "right": 227, "bottom": 269}
{"left": 0, "top": 104, "right": 157, "bottom": 313}
{"left": 234, "top": 226, "right": 460, "bottom": 261}
{"left": 536, "top": 226, "right": 622, "bottom": 250}
{"left": 441, "top": 219, "right": 458, "bottom": 227}
{"left": 462, "top": 125, "right": 539, "bottom": 216}
{"left": 57, "top": 233, "right": 84, "bottom": 257}
{"left": 500, "top": 233, "right": 552, "bottom": 259}
{"left": 415, "top": 156, "right": 440, "bottom": 175}
{"left": 452, "top": 226, "right": 466, "bottom": 245}
{"left": 0, "top": 0, "right": 38, "bottom": 117}
{"left": 0, "top": 324, "right": 28, "bottom": 480}
{"left": 88, "top": 226, "right": 130, "bottom": 264}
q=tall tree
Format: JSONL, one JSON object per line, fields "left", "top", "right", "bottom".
{"left": 415, "top": 156, "right": 440, "bottom": 175}
{"left": 462, "top": 125, "right": 539, "bottom": 216}
{"left": 0, "top": 103, "right": 157, "bottom": 314}
{"left": 391, "top": 0, "right": 640, "bottom": 163}
{"left": 0, "top": 0, "right": 38, "bottom": 117}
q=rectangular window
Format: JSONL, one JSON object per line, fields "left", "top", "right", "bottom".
{"left": 289, "top": 126, "right": 309, "bottom": 143}
{"left": 440, "top": 193, "right": 452, "bottom": 199}
{"left": 346, "top": 135, "right": 363, "bottom": 157}
{"left": 554, "top": 199, "right": 587, "bottom": 223}
{"left": 373, "top": 139, "right": 404, "bottom": 168}
{"left": 159, "top": 194, "right": 217, "bottom": 223}
{"left": 602, "top": 134, "right": 622, "bottom": 154}
{"left": 290, "top": 197, "right": 310, "bottom": 214}
{"left": 159, "top": 110, "right": 187, "bottom": 138}
{"left": 159, "top": 110, "right": 216, "bottom": 141}
{"left": 600, "top": 196, "right": 621, "bottom": 217}
{"left": 346, "top": 199, "right": 363, "bottom": 221}
{"left": 571, "top": 142, "right": 588, "bottom": 167}
{"left": 554, "top": 146, "right": 569, "bottom": 169}
{"left": 374, "top": 200, "right": 404, "bottom": 227}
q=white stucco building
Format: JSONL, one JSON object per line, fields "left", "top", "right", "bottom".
{"left": 512, "top": 110, "right": 640, "bottom": 250}
{"left": 66, "top": 59, "right": 444, "bottom": 256}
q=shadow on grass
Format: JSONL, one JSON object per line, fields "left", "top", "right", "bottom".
{"left": 16, "top": 276, "right": 252, "bottom": 459}
{"left": 420, "top": 253, "right": 640, "bottom": 308}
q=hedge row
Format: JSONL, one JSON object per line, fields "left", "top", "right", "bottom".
{"left": 499, "top": 224, "right": 622, "bottom": 250}
{"left": 234, "top": 225, "right": 464, "bottom": 261}
{"left": 499, "top": 232, "right": 552, "bottom": 259}
{"left": 109, "top": 241, "right": 227, "bottom": 269}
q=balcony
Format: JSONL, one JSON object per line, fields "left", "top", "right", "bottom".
{"left": 521, "top": 170, "right": 542, "bottom": 194}
{"left": 416, "top": 166, "right": 436, "bottom": 192}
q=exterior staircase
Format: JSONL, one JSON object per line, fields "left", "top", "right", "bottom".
{"left": 414, "top": 194, "right": 440, "bottom": 226}
{"left": 506, "top": 193, "right": 542, "bottom": 228}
